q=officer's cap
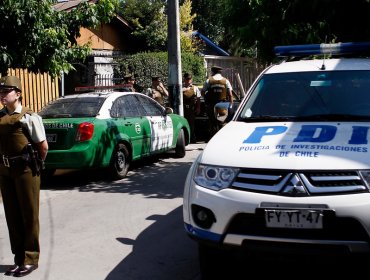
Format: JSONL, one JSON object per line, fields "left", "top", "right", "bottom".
{"left": 211, "top": 66, "right": 223, "bottom": 72}
{"left": 124, "top": 74, "right": 135, "bottom": 81}
{"left": 0, "top": 76, "right": 22, "bottom": 91}
{"left": 184, "top": 73, "right": 192, "bottom": 80}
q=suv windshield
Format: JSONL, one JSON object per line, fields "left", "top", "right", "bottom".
{"left": 39, "top": 97, "right": 105, "bottom": 118}
{"left": 238, "top": 70, "right": 370, "bottom": 121}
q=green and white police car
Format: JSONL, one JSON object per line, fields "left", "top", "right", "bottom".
{"left": 39, "top": 89, "right": 190, "bottom": 179}
{"left": 183, "top": 42, "right": 370, "bottom": 276}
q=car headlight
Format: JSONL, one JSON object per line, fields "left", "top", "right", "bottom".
{"left": 193, "top": 163, "right": 239, "bottom": 191}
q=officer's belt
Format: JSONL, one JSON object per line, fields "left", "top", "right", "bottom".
{"left": 0, "top": 154, "right": 29, "bottom": 167}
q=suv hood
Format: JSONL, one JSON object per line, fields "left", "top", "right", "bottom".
{"left": 202, "top": 121, "right": 370, "bottom": 170}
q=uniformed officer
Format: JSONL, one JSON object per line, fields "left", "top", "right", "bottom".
{"left": 0, "top": 76, "right": 48, "bottom": 277}
{"left": 202, "top": 66, "right": 233, "bottom": 139}
{"left": 148, "top": 76, "right": 169, "bottom": 106}
{"left": 123, "top": 74, "right": 136, "bottom": 92}
{"left": 182, "top": 73, "right": 201, "bottom": 143}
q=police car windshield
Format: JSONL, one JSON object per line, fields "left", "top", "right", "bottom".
{"left": 238, "top": 70, "right": 370, "bottom": 121}
{"left": 39, "top": 97, "right": 105, "bottom": 118}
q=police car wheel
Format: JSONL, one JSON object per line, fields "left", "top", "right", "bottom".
{"left": 175, "top": 129, "right": 186, "bottom": 158}
{"left": 41, "top": 168, "right": 56, "bottom": 178}
{"left": 110, "top": 143, "right": 130, "bottom": 179}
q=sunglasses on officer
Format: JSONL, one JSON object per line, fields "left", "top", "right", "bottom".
{"left": 0, "top": 87, "right": 16, "bottom": 94}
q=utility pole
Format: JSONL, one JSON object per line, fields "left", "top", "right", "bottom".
{"left": 167, "top": 0, "right": 183, "bottom": 115}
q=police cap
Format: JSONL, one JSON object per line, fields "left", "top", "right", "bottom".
{"left": 211, "top": 66, "right": 223, "bottom": 73}
{"left": 0, "top": 76, "right": 22, "bottom": 91}
{"left": 184, "top": 73, "right": 192, "bottom": 80}
{"left": 124, "top": 74, "right": 135, "bottom": 81}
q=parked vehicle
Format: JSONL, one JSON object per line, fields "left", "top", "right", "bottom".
{"left": 183, "top": 42, "right": 370, "bottom": 277}
{"left": 39, "top": 89, "right": 190, "bottom": 179}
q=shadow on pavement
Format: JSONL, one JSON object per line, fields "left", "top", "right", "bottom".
{"left": 104, "top": 206, "right": 199, "bottom": 280}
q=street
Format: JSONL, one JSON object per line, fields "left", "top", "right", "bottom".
{"left": 0, "top": 143, "right": 205, "bottom": 280}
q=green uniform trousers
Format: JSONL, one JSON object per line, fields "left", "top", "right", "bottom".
{"left": 0, "top": 164, "right": 40, "bottom": 266}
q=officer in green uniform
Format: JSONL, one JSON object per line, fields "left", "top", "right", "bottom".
{"left": 123, "top": 74, "right": 137, "bottom": 92}
{"left": 182, "top": 73, "right": 201, "bottom": 143}
{"left": 148, "top": 76, "right": 169, "bottom": 106}
{"left": 0, "top": 76, "right": 48, "bottom": 277}
{"left": 202, "top": 66, "right": 233, "bottom": 140}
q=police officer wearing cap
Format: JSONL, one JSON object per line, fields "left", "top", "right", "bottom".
{"left": 123, "top": 74, "right": 138, "bottom": 92}
{"left": 201, "top": 66, "right": 233, "bottom": 139}
{"left": 148, "top": 76, "right": 169, "bottom": 106}
{"left": 182, "top": 73, "right": 201, "bottom": 143}
{"left": 0, "top": 76, "right": 48, "bottom": 277}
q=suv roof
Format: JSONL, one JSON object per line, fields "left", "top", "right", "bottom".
{"left": 267, "top": 42, "right": 370, "bottom": 73}
{"left": 266, "top": 58, "right": 370, "bottom": 74}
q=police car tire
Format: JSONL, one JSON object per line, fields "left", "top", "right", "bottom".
{"left": 41, "top": 168, "right": 56, "bottom": 178}
{"left": 175, "top": 129, "right": 186, "bottom": 158}
{"left": 110, "top": 143, "right": 130, "bottom": 179}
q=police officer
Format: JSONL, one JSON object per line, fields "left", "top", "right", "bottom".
{"left": 123, "top": 74, "right": 137, "bottom": 92}
{"left": 202, "top": 66, "right": 233, "bottom": 139}
{"left": 148, "top": 76, "right": 169, "bottom": 106}
{"left": 182, "top": 73, "right": 201, "bottom": 143}
{"left": 0, "top": 76, "right": 48, "bottom": 277}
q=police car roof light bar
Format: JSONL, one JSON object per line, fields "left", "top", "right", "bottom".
{"left": 274, "top": 42, "right": 370, "bottom": 57}
{"left": 74, "top": 84, "right": 132, "bottom": 93}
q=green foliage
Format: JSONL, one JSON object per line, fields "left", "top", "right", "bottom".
{"left": 114, "top": 51, "right": 205, "bottom": 89}
{"left": 120, "top": 0, "right": 199, "bottom": 53}
{"left": 119, "top": 0, "right": 168, "bottom": 51}
{"left": 221, "top": 0, "right": 370, "bottom": 63}
{"left": 191, "top": 0, "right": 226, "bottom": 45}
{"left": 179, "top": 0, "right": 197, "bottom": 53}
{"left": 0, "top": 0, "right": 119, "bottom": 77}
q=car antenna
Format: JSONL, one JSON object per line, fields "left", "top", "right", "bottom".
{"left": 320, "top": 37, "right": 327, "bottom": 70}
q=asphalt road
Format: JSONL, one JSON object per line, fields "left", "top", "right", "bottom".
{"left": 0, "top": 143, "right": 206, "bottom": 280}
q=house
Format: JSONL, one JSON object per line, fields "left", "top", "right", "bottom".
{"left": 54, "top": 0, "right": 135, "bottom": 94}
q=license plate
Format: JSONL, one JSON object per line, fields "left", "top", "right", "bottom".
{"left": 265, "top": 209, "right": 323, "bottom": 229}
{"left": 46, "top": 134, "right": 57, "bottom": 143}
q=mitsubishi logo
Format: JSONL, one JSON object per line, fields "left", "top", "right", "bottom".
{"left": 281, "top": 174, "right": 308, "bottom": 196}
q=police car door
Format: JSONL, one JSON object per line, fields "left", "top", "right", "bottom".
{"left": 111, "top": 95, "right": 150, "bottom": 157}
{"left": 136, "top": 95, "right": 173, "bottom": 153}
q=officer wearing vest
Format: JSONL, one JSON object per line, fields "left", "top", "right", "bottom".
{"left": 182, "top": 73, "right": 201, "bottom": 143}
{"left": 148, "top": 76, "right": 169, "bottom": 106}
{"left": 0, "top": 76, "right": 48, "bottom": 277}
{"left": 202, "top": 66, "right": 233, "bottom": 139}
{"left": 123, "top": 74, "right": 135, "bottom": 92}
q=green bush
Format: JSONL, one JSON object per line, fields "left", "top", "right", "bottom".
{"left": 114, "top": 51, "right": 206, "bottom": 90}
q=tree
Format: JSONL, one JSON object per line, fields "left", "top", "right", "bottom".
{"left": 120, "top": 0, "right": 198, "bottom": 52}
{"left": 191, "top": 0, "right": 225, "bottom": 45}
{"left": 119, "top": 0, "right": 168, "bottom": 51}
{"left": 0, "top": 0, "right": 119, "bottom": 77}
{"left": 179, "top": 0, "right": 197, "bottom": 53}
{"left": 221, "top": 0, "right": 370, "bottom": 63}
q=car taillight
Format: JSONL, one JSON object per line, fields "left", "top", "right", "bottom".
{"left": 76, "top": 122, "right": 94, "bottom": 142}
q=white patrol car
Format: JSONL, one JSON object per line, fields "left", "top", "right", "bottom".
{"left": 183, "top": 42, "right": 370, "bottom": 275}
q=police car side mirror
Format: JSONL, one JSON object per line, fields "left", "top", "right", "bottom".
{"left": 165, "top": 107, "right": 173, "bottom": 114}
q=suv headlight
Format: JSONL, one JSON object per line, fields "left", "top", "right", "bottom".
{"left": 194, "top": 163, "right": 239, "bottom": 191}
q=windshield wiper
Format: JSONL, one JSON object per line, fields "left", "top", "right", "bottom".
{"left": 239, "top": 114, "right": 370, "bottom": 122}
{"left": 295, "top": 114, "right": 370, "bottom": 121}
{"left": 42, "top": 113, "right": 73, "bottom": 118}
{"left": 240, "top": 115, "right": 295, "bottom": 122}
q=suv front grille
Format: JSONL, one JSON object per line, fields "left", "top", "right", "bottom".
{"left": 227, "top": 212, "right": 370, "bottom": 242}
{"left": 232, "top": 170, "right": 368, "bottom": 195}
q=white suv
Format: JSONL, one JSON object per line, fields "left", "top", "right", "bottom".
{"left": 183, "top": 42, "right": 370, "bottom": 276}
